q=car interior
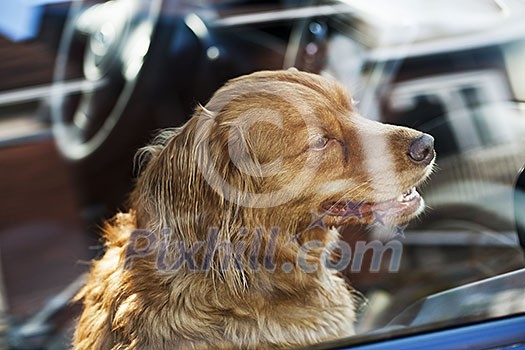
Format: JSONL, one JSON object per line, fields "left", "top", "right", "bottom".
{"left": 1, "top": 0, "right": 525, "bottom": 349}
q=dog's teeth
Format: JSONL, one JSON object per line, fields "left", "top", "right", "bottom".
{"left": 397, "top": 188, "right": 417, "bottom": 202}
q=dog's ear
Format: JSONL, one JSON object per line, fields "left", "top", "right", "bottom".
{"left": 130, "top": 125, "right": 206, "bottom": 235}
{"left": 133, "top": 129, "right": 179, "bottom": 177}
{"left": 131, "top": 106, "right": 250, "bottom": 234}
{"left": 226, "top": 124, "right": 264, "bottom": 180}
{"left": 191, "top": 109, "right": 261, "bottom": 209}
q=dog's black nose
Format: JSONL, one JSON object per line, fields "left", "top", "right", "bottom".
{"left": 408, "top": 134, "right": 434, "bottom": 165}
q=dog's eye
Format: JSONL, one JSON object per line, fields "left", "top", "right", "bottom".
{"left": 310, "top": 135, "right": 329, "bottom": 151}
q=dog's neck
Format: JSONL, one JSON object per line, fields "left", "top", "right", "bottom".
{"left": 96, "top": 212, "right": 356, "bottom": 349}
{"left": 124, "top": 205, "right": 345, "bottom": 300}
{"left": 125, "top": 224, "right": 337, "bottom": 295}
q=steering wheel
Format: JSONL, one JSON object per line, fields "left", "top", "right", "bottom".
{"left": 51, "top": 0, "right": 162, "bottom": 161}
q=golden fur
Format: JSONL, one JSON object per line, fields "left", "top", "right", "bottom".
{"left": 73, "top": 70, "right": 434, "bottom": 349}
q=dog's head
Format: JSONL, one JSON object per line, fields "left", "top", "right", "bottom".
{"left": 132, "top": 70, "right": 435, "bottom": 244}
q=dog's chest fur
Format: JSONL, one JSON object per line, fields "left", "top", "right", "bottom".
{"left": 73, "top": 220, "right": 355, "bottom": 350}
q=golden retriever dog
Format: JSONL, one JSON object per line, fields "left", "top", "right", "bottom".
{"left": 73, "top": 70, "right": 435, "bottom": 350}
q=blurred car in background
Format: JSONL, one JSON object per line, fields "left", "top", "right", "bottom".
{"left": 1, "top": 0, "right": 524, "bottom": 349}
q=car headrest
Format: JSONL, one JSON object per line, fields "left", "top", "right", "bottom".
{"left": 514, "top": 164, "right": 525, "bottom": 253}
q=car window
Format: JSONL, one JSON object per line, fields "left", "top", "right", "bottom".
{"left": 1, "top": 0, "right": 524, "bottom": 349}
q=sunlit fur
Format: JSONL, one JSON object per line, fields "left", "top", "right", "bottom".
{"left": 73, "top": 70, "right": 434, "bottom": 350}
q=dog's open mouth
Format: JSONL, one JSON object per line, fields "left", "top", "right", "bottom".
{"left": 320, "top": 187, "right": 424, "bottom": 224}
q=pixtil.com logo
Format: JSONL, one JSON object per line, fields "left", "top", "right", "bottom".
{"left": 192, "top": 80, "right": 323, "bottom": 209}
{"left": 124, "top": 227, "right": 403, "bottom": 274}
